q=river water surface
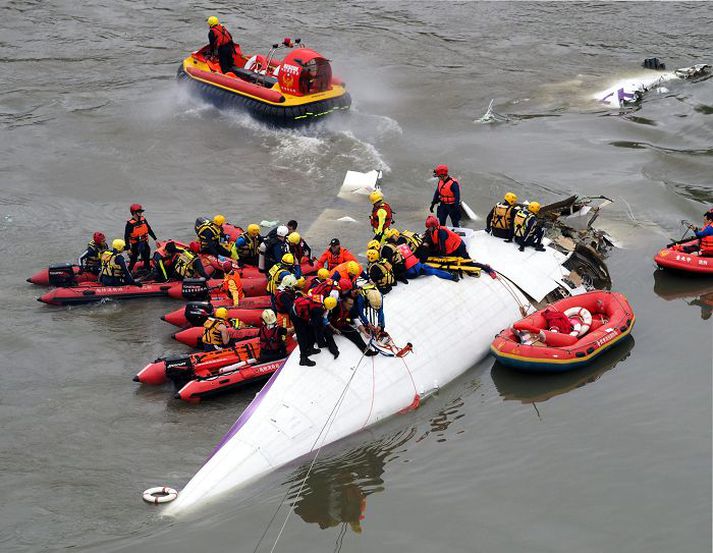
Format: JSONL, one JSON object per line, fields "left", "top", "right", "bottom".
{"left": 1, "top": 2, "right": 711, "bottom": 553}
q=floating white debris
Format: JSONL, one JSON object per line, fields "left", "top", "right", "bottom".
{"left": 338, "top": 169, "right": 382, "bottom": 201}
{"left": 337, "top": 216, "right": 357, "bottom": 223}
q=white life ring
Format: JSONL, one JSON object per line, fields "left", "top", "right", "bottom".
{"left": 564, "top": 306, "right": 592, "bottom": 337}
{"left": 244, "top": 55, "right": 269, "bottom": 75}
{"left": 142, "top": 486, "right": 178, "bottom": 504}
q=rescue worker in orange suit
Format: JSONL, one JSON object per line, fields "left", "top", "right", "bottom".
{"left": 328, "top": 295, "right": 377, "bottom": 356}
{"left": 290, "top": 295, "right": 339, "bottom": 366}
{"left": 424, "top": 215, "right": 469, "bottom": 258}
{"left": 257, "top": 309, "right": 288, "bottom": 363}
{"left": 222, "top": 261, "right": 244, "bottom": 307}
{"left": 140, "top": 241, "right": 182, "bottom": 282}
{"left": 201, "top": 307, "right": 231, "bottom": 351}
{"left": 207, "top": 16, "right": 238, "bottom": 74}
{"left": 369, "top": 190, "right": 394, "bottom": 242}
{"left": 682, "top": 211, "right": 713, "bottom": 256}
{"left": 486, "top": 192, "right": 520, "bottom": 240}
{"left": 78, "top": 232, "right": 108, "bottom": 275}
{"left": 124, "top": 204, "right": 157, "bottom": 274}
{"left": 317, "top": 238, "right": 358, "bottom": 270}
{"left": 430, "top": 164, "right": 461, "bottom": 227}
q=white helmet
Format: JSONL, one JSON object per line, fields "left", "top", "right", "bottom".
{"left": 329, "top": 290, "right": 340, "bottom": 300}
{"left": 280, "top": 274, "right": 297, "bottom": 289}
{"left": 261, "top": 309, "right": 277, "bottom": 326}
{"left": 276, "top": 225, "right": 289, "bottom": 238}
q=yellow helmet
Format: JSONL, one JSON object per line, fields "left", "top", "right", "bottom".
{"left": 247, "top": 224, "right": 260, "bottom": 236}
{"left": 213, "top": 214, "right": 225, "bottom": 226}
{"left": 367, "top": 239, "right": 381, "bottom": 251}
{"left": 207, "top": 16, "right": 219, "bottom": 27}
{"left": 317, "top": 268, "right": 330, "bottom": 280}
{"left": 504, "top": 192, "right": 518, "bottom": 205}
{"left": 323, "top": 296, "right": 338, "bottom": 311}
{"left": 346, "top": 261, "right": 360, "bottom": 276}
{"left": 112, "top": 239, "right": 126, "bottom": 252}
{"left": 295, "top": 277, "right": 306, "bottom": 289}
{"left": 528, "top": 201, "right": 541, "bottom": 214}
{"left": 366, "top": 249, "right": 380, "bottom": 263}
{"left": 214, "top": 307, "right": 229, "bottom": 320}
{"left": 365, "top": 289, "right": 382, "bottom": 310}
{"left": 385, "top": 227, "right": 400, "bottom": 240}
{"left": 281, "top": 253, "right": 295, "bottom": 265}
{"left": 369, "top": 190, "right": 384, "bottom": 204}
{"left": 287, "top": 232, "right": 301, "bottom": 245}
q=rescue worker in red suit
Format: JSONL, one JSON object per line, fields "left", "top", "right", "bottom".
{"left": 207, "top": 16, "right": 238, "bottom": 74}
{"left": 328, "top": 296, "right": 377, "bottom": 356}
{"left": 257, "top": 309, "right": 288, "bottom": 363}
{"left": 317, "top": 238, "right": 358, "bottom": 270}
{"left": 430, "top": 164, "right": 461, "bottom": 227}
{"left": 124, "top": 204, "right": 157, "bottom": 273}
{"left": 424, "top": 215, "right": 468, "bottom": 258}
{"left": 290, "top": 295, "right": 339, "bottom": 366}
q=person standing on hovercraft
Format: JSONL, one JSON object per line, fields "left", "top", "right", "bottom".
{"left": 124, "top": 204, "right": 157, "bottom": 274}
{"left": 430, "top": 164, "right": 461, "bottom": 228}
{"left": 317, "top": 238, "right": 358, "bottom": 270}
{"left": 369, "top": 190, "right": 394, "bottom": 242}
{"left": 99, "top": 239, "right": 141, "bottom": 287}
{"left": 486, "top": 192, "right": 520, "bottom": 241}
{"left": 201, "top": 307, "right": 231, "bottom": 351}
{"left": 207, "top": 16, "right": 239, "bottom": 74}
{"left": 513, "top": 202, "right": 546, "bottom": 252}
{"left": 78, "top": 232, "right": 107, "bottom": 275}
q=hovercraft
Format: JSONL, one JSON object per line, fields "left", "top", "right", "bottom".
{"left": 654, "top": 240, "right": 713, "bottom": 275}
{"left": 177, "top": 39, "right": 351, "bottom": 126}
{"left": 490, "top": 291, "right": 635, "bottom": 373}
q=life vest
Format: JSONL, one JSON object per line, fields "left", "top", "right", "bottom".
{"left": 237, "top": 233, "right": 260, "bottom": 258}
{"left": 222, "top": 272, "right": 244, "bottom": 299}
{"left": 127, "top": 216, "right": 149, "bottom": 244}
{"left": 437, "top": 178, "right": 458, "bottom": 205}
{"left": 290, "top": 242, "right": 305, "bottom": 264}
{"left": 210, "top": 24, "right": 233, "bottom": 47}
{"left": 202, "top": 318, "right": 226, "bottom": 346}
{"left": 174, "top": 250, "right": 197, "bottom": 278}
{"left": 431, "top": 226, "right": 463, "bottom": 255}
{"left": 99, "top": 250, "right": 124, "bottom": 279}
{"left": 308, "top": 278, "right": 339, "bottom": 300}
{"left": 701, "top": 224, "right": 713, "bottom": 256}
{"left": 267, "top": 262, "right": 291, "bottom": 294}
{"left": 85, "top": 240, "right": 107, "bottom": 271}
{"left": 329, "top": 261, "right": 363, "bottom": 280}
{"left": 330, "top": 302, "right": 354, "bottom": 329}
{"left": 320, "top": 248, "right": 353, "bottom": 269}
{"left": 258, "top": 325, "right": 285, "bottom": 353}
{"left": 400, "top": 230, "right": 422, "bottom": 252}
{"left": 196, "top": 221, "right": 221, "bottom": 247}
{"left": 370, "top": 202, "right": 393, "bottom": 230}
{"left": 273, "top": 289, "right": 295, "bottom": 314}
{"left": 368, "top": 261, "right": 395, "bottom": 289}
{"left": 491, "top": 202, "right": 514, "bottom": 230}
{"left": 293, "top": 295, "right": 322, "bottom": 321}
{"left": 513, "top": 210, "right": 534, "bottom": 239}
{"left": 396, "top": 243, "right": 419, "bottom": 270}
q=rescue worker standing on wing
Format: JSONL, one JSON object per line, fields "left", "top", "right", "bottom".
{"left": 513, "top": 202, "right": 546, "bottom": 252}
{"left": 78, "top": 232, "right": 107, "bottom": 275}
{"left": 207, "top": 16, "right": 237, "bottom": 74}
{"left": 258, "top": 309, "right": 288, "bottom": 363}
{"left": 486, "top": 192, "right": 519, "bottom": 240}
{"left": 291, "top": 295, "right": 339, "bottom": 366}
{"left": 124, "top": 204, "right": 157, "bottom": 274}
{"left": 369, "top": 190, "right": 394, "bottom": 242}
{"left": 430, "top": 164, "right": 461, "bottom": 227}
{"left": 99, "top": 239, "right": 141, "bottom": 286}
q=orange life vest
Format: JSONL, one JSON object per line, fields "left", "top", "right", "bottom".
{"left": 396, "top": 243, "right": 419, "bottom": 270}
{"left": 701, "top": 224, "right": 713, "bottom": 256}
{"left": 319, "top": 247, "right": 355, "bottom": 269}
{"left": 222, "top": 272, "right": 244, "bottom": 299}
{"left": 437, "top": 178, "right": 458, "bottom": 204}
{"left": 370, "top": 202, "right": 393, "bottom": 230}
{"left": 127, "top": 216, "right": 149, "bottom": 244}
{"left": 431, "top": 226, "right": 462, "bottom": 255}
{"left": 329, "top": 261, "right": 363, "bottom": 280}
{"left": 210, "top": 24, "right": 233, "bottom": 47}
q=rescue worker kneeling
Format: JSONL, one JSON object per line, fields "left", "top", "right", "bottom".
{"left": 328, "top": 295, "right": 377, "bottom": 356}
{"left": 139, "top": 241, "right": 181, "bottom": 282}
{"left": 366, "top": 249, "right": 398, "bottom": 294}
{"left": 195, "top": 216, "right": 233, "bottom": 259}
{"left": 513, "top": 202, "right": 546, "bottom": 252}
{"left": 486, "top": 192, "right": 519, "bottom": 240}
{"left": 172, "top": 242, "right": 209, "bottom": 279}
{"left": 222, "top": 261, "right": 244, "bottom": 307}
{"left": 201, "top": 307, "right": 231, "bottom": 351}
{"left": 424, "top": 215, "right": 469, "bottom": 258}
{"left": 290, "top": 295, "right": 339, "bottom": 366}
{"left": 386, "top": 233, "right": 457, "bottom": 282}
{"left": 78, "top": 232, "right": 108, "bottom": 275}
{"left": 258, "top": 309, "right": 288, "bottom": 363}
{"left": 99, "top": 239, "right": 141, "bottom": 287}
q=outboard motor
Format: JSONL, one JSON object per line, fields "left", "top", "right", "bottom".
{"left": 48, "top": 263, "right": 77, "bottom": 286}
{"left": 642, "top": 57, "right": 666, "bottom": 70}
{"left": 185, "top": 301, "right": 214, "bottom": 327}
{"left": 182, "top": 277, "right": 210, "bottom": 301}
{"left": 164, "top": 354, "right": 195, "bottom": 389}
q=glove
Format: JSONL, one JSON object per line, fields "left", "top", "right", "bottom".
{"left": 429, "top": 203, "right": 436, "bottom": 213}
{"left": 485, "top": 227, "right": 491, "bottom": 234}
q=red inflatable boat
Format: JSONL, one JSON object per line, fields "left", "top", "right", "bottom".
{"left": 654, "top": 240, "right": 713, "bottom": 275}
{"left": 161, "top": 296, "right": 272, "bottom": 328}
{"left": 491, "top": 291, "right": 635, "bottom": 372}
{"left": 38, "top": 281, "right": 177, "bottom": 305}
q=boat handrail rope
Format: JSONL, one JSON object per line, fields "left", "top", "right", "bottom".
{"left": 493, "top": 270, "right": 531, "bottom": 317}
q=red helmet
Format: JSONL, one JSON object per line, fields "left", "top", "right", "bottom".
{"left": 189, "top": 241, "right": 201, "bottom": 253}
{"left": 93, "top": 232, "right": 105, "bottom": 244}
{"left": 434, "top": 164, "right": 448, "bottom": 177}
{"left": 338, "top": 277, "right": 352, "bottom": 291}
{"left": 222, "top": 261, "right": 233, "bottom": 273}
{"left": 129, "top": 203, "right": 143, "bottom": 213}
{"left": 425, "top": 215, "right": 439, "bottom": 228}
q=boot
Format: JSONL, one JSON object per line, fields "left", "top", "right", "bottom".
{"left": 518, "top": 245, "right": 525, "bottom": 252}
{"left": 300, "top": 356, "right": 316, "bottom": 367}
{"left": 535, "top": 244, "right": 546, "bottom": 252}
{"left": 504, "top": 238, "right": 513, "bottom": 243}
{"left": 364, "top": 349, "right": 378, "bottom": 357}
{"left": 307, "top": 347, "right": 321, "bottom": 355}
{"left": 451, "top": 272, "right": 460, "bottom": 282}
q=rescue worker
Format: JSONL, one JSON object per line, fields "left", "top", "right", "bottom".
{"left": 140, "top": 241, "right": 182, "bottom": 282}
{"left": 424, "top": 215, "right": 469, "bottom": 258}
{"left": 389, "top": 227, "right": 424, "bottom": 253}
{"left": 375, "top": 237, "right": 408, "bottom": 281}
{"left": 257, "top": 309, "right": 288, "bottom": 363}
{"left": 309, "top": 269, "right": 346, "bottom": 300}
{"left": 201, "top": 307, "right": 231, "bottom": 351}
{"left": 287, "top": 232, "right": 314, "bottom": 277}
{"left": 173, "top": 242, "right": 209, "bottom": 279}
{"left": 222, "top": 261, "right": 244, "bottom": 306}
{"left": 391, "top": 238, "right": 458, "bottom": 281}
{"left": 78, "top": 232, "right": 107, "bottom": 275}
{"left": 486, "top": 192, "right": 520, "bottom": 240}
{"left": 291, "top": 295, "right": 339, "bottom": 366}
{"left": 99, "top": 239, "right": 140, "bottom": 286}
{"left": 309, "top": 268, "right": 332, "bottom": 289}
{"left": 317, "top": 238, "right": 358, "bottom": 270}
{"left": 328, "top": 295, "right": 377, "bottom": 356}
{"left": 369, "top": 190, "right": 394, "bottom": 242}
{"left": 274, "top": 274, "right": 299, "bottom": 315}
{"left": 234, "top": 224, "right": 262, "bottom": 265}
{"left": 513, "top": 202, "right": 546, "bottom": 252}
{"left": 263, "top": 225, "right": 290, "bottom": 274}
{"left": 267, "top": 253, "right": 298, "bottom": 296}
{"left": 354, "top": 286, "right": 385, "bottom": 334}
{"left": 366, "top": 249, "right": 397, "bottom": 294}
{"left": 429, "top": 164, "right": 461, "bottom": 227}
{"left": 207, "top": 16, "right": 239, "bottom": 74}
{"left": 124, "top": 204, "right": 157, "bottom": 274}
{"left": 330, "top": 260, "right": 365, "bottom": 285}
{"left": 195, "top": 216, "right": 232, "bottom": 258}
{"left": 682, "top": 211, "right": 713, "bottom": 256}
